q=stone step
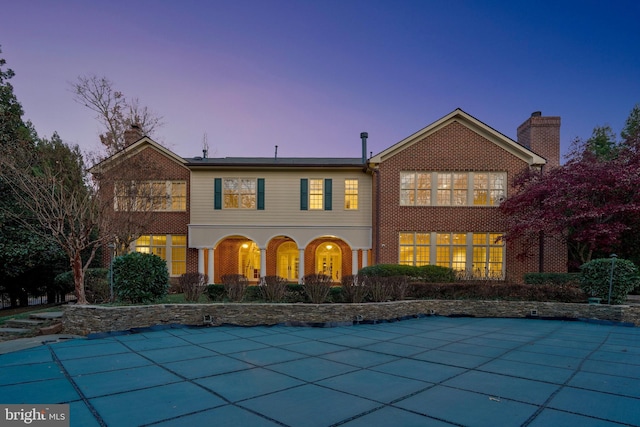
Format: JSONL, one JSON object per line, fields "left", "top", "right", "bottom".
{"left": 30, "top": 311, "right": 64, "bottom": 320}
{"left": 0, "top": 327, "right": 31, "bottom": 335}
{"left": 5, "top": 319, "right": 45, "bottom": 328}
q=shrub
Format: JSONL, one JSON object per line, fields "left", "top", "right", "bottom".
{"left": 418, "top": 265, "right": 456, "bottom": 282}
{"left": 369, "top": 276, "right": 394, "bottom": 302}
{"left": 259, "top": 276, "right": 288, "bottom": 302}
{"left": 206, "top": 284, "right": 225, "bottom": 301}
{"left": 302, "top": 274, "right": 332, "bottom": 303}
{"left": 55, "top": 268, "right": 110, "bottom": 304}
{"left": 85, "top": 268, "right": 110, "bottom": 303}
{"left": 580, "top": 258, "right": 640, "bottom": 305}
{"left": 359, "top": 264, "right": 418, "bottom": 278}
{"left": 112, "top": 253, "right": 169, "bottom": 304}
{"left": 221, "top": 274, "right": 249, "bottom": 302}
{"left": 284, "top": 284, "right": 307, "bottom": 303}
{"left": 524, "top": 272, "right": 581, "bottom": 286}
{"left": 359, "top": 264, "right": 456, "bottom": 283}
{"left": 389, "top": 276, "right": 409, "bottom": 300}
{"left": 178, "top": 272, "right": 208, "bottom": 302}
{"left": 341, "top": 275, "right": 370, "bottom": 303}
{"left": 406, "top": 282, "right": 586, "bottom": 302}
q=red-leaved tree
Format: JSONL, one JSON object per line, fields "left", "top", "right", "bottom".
{"left": 501, "top": 104, "right": 640, "bottom": 267}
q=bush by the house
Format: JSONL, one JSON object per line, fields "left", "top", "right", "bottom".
{"left": 206, "top": 284, "right": 225, "bottom": 301}
{"left": 359, "top": 264, "right": 456, "bottom": 283}
{"left": 406, "top": 282, "right": 586, "bottom": 302}
{"left": 112, "top": 252, "right": 169, "bottom": 304}
{"left": 54, "top": 268, "right": 110, "bottom": 304}
{"left": 580, "top": 258, "right": 640, "bottom": 304}
{"left": 524, "top": 272, "right": 581, "bottom": 286}
{"left": 221, "top": 274, "right": 249, "bottom": 302}
{"left": 341, "top": 275, "right": 370, "bottom": 303}
{"left": 259, "top": 276, "right": 288, "bottom": 302}
{"left": 178, "top": 272, "right": 208, "bottom": 302}
{"left": 418, "top": 265, "right": 456, "bottom": 282}
{"left": 302, "top": 274, "right": 332, "bottom": 303}
{"left": 359, "top": 264, "right": 417, "bottom": 278}
{"left": 368, "top": 276, "right": 393, "bottom": 302}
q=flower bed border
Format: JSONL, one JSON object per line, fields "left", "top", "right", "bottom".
{"left": 63, "top": 299, "right": 640, "bottom": 336}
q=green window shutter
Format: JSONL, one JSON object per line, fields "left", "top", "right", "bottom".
{"left": 300, "top": 179, "right": 308, "bottom": 210}
{"left": 324, "top": 178, "right": 332, "bottom": 210}
{"left": 214, "top": 178, "right": 222, "bottom": 210}
{"left": 257, "top": 178, "right": 265, "bottom": 210}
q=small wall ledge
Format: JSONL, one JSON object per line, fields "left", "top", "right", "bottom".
{"left": 62, "top": 300, "right": 640, "bottom": 336}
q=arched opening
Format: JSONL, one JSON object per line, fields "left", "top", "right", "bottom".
{"left": 315, "top": 242, "right": 342, "bottom": 281}
{"left": 277, "top": 241, "right": 299, "bottom": 281}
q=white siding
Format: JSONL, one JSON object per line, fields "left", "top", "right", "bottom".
{"left": 190, "top": 168, "right": 372, "bottom": 228}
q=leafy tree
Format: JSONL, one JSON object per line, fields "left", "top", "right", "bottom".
{"left": 71, "top": 74, "right": 163, "bottom": 154}
{"left": 621, "top": 104, "right": 640, "bottom": 147}
{"left": 0, "top": 47, "right": 68, "bottom": 306}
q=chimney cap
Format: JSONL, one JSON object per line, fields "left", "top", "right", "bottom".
{"left": 360, "top": 132, "right": 368, "bottom": 138}
{"left": 531, "top": 111, "right": 542, "bottom": 117}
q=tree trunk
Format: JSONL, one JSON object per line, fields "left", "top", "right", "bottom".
{"left": 72, "top": 251, "right": 88, "bottom": 304}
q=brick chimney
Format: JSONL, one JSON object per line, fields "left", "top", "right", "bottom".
{"left": 517, "top": 112, "right": 561, "bottom": 168}
{"left": 123, "top": 123, "right": 143, "bottom": 147}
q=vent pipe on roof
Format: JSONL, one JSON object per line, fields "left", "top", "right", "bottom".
{"left": 275, "top": 145, "right": 278, "bottom": 160}
{"left": 360, "top": 132, "right": 368, "bottom": 164}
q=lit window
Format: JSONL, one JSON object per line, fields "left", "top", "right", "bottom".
{"left": 171, "top": 235, "right": 186, "bottom": 276}
{"left": 309, "top": 179, "right": 323, "bottom": 210}
{"left": 436, "top": 233, "right": 467, "bottom": 271}
{"left": 473, "top": 173, "right": 505, "bottom": 206}
{"left": 135, "top": 234, "right": 187, "bottom": 277}
{"left": 399, "top": 172, "right": 506, "bottom": 207}
{"left": 224, "top": 178, "right": 256, "bottom": 209}
{"left": 472, "top": 233, "right": 504, "bottom": 279}
{"left": 114, "top": 181, "right": 186, "bottom": 212}
{"left": 437, "top": 173, "right": 467, "bottom": 206}
{"left": 400, "top": 172, "right": 430, "bottom": 206}
{"left": 344, "top": 179, "right": 358, "bottom": 210}
{"left": 399, "top": 232, "right": 430, "bottom": 266}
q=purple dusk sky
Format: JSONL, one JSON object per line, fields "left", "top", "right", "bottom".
{"left": 1, "top": 0, "right": 639, "bottom": 161}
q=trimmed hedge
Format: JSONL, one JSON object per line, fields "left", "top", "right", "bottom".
{"left": 407, "top": 282, "right": 586, "bottom": 303}
{"left": 359, "top": 264, "right": 455, "bottom": 282}
{"left": 524, "top": 272, "right": 580, "bottom": 286}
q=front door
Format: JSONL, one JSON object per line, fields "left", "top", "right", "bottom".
{"left": 277, "top": 242, "right": 299, "bottom": 281}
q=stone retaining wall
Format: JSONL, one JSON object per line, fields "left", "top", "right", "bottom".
{"left": 63, "top": 300, "right": 640, "bottom": 335}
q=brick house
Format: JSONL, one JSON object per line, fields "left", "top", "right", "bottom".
{"left": 369, "top": 109, "right": 566, "bottom": 282}
{"left": 92, "top": 109, "right": 566, "bottom": 283}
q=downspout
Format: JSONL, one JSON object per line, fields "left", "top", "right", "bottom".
{"left": 374, "top": 168, "right": 381, "bottom": 264}
{"left": 538, "top": 164, "right": 545, "bottom": 272}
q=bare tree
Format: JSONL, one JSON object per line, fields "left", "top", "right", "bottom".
{"left": 71, "top": 74, "right": 163, "bottom": 153}
{"left": 90, "top": 146, "right": 165, "bottom": 256}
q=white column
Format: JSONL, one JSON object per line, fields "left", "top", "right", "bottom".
{"left": 362, "top": 250, "right": 369, "bottom": 268}
{"left": 207, "top": 248, "right": 214, "bottom": 284}
{"left": 352, "top": 250, "right": 359, "bottom": 275}
{"left": 198, "top": 248, "right": 205, "bottom": 275}
{"left": 298, "top": 248, "right": 305, "bottom": 284}
{"left": 260, "top": 248, "right": 266, "bottom": 279}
